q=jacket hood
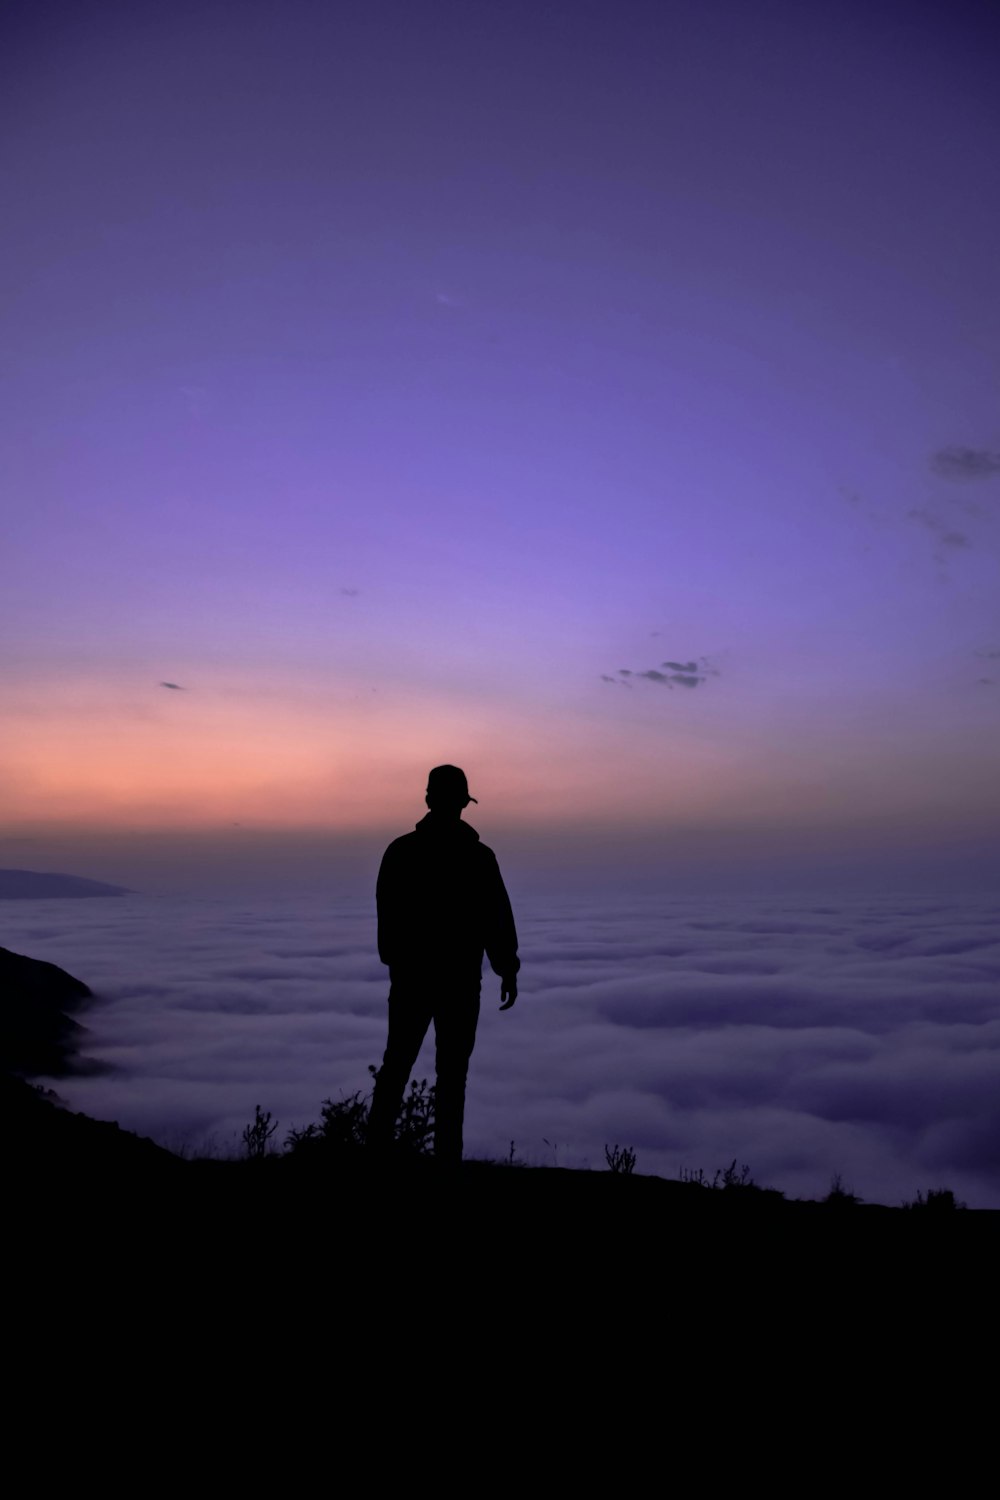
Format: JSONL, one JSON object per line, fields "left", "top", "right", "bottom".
{"left": 414, "top": 812, "right": 480, "bottom": 842}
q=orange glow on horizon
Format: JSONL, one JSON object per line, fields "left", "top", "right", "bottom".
{"left": 4, "top": 667, "right": 999, "bottom": 845}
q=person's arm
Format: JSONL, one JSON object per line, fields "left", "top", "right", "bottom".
{"left": 484, "top": 852, "right": 519, "bottom": 1009}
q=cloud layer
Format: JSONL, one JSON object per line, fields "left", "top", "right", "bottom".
{"left": 8, "top": 888, "right": 1000, "bottom": 1208}
{"left": 603, "top": 657, "right": 718, "bottom": 691}
{"left": 930, "top": 447, "right": 1000, "bottom": 481}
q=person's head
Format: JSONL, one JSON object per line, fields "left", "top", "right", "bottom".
{"left": 425, "top": 764, "right": 477, "bottom": 818}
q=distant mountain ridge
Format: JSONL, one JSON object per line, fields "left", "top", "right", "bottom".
{"left": 0, "top": 869, "right": 130, "bottom": 899}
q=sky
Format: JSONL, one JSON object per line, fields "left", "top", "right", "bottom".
{"left": 3, "top": 0, "right": 999, "bottom": 893}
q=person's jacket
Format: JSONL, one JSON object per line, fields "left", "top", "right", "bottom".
{"left": 376, "top": 814, "right": 519, "bottom": 986}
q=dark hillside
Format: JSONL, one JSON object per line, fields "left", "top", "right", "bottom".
{"left": 0, "top": 946, "right": 96, "bottom": 1077}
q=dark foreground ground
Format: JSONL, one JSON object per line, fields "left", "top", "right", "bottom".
{"left": 7, "top": 1072, "right": 994, "bottom": 1476}
{"left": 9, "top": 1073, "right": 998, "bottom": 1284}
{"left": 7, "top": 954, "right": 992, "bottom": 1469}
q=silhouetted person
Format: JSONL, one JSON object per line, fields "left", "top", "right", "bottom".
{"left": 367, "top": 765, "right": 519, "bottom": 1163}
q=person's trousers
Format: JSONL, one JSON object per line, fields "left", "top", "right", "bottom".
{"left": 366, "top": 978, "right": 481, "bottom": 1162}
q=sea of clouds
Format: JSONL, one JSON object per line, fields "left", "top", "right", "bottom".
{"left": 6, "top": 889, "right": 1000, "bottom": 1208}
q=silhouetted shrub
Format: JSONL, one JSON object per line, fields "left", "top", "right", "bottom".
{"left": 604, "top": 1143, "right": 637, "bottom": 1175}
{"left": 284, "top": 1064, "right": 435, "bottom": 1158}
{"left": 285, "top": 1090, "right": 369, "bottom": 1154}
{"left": 242, "top": 1104, "right": 279, "bottom": 1160}
{"left": 386, "top": 1066, "right": 435, "bottom": 1156}
{"left": 714, "top": 1159, "right": 756, "bottom": 1191}
{"left": 903, "top": 1188, "right": 966, "bottom": 1212}
{"left": 679, "top": 1160, "right": 782, "bottom": 1199}
{"left": 824, "top": 1172, "right": 862, "bottom": 1207}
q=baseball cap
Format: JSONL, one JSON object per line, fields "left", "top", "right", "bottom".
{"left": 426, "top": 765, "right": 478, "bottom": 804}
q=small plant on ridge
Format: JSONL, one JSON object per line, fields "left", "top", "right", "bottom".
{"left": 604, "top": 1143, "right": 637, "bottom": 1175}
{"left": 242, "top": 1104, "right": 279, "bottom": 1161}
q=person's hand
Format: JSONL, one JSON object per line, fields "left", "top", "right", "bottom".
{"left": 499, "top": 975, "right": 518, "bottom": 1010}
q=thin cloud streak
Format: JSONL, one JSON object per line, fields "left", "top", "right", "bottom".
{"left": 930, "top": 447, "right": 1000, "bottom": 481}
{"left": 607, "top": 656, "right": 718, "bottom": 691}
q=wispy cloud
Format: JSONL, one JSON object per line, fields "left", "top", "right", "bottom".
{"left": 906, "top": 508, "right": 973, "bottom": 572}
{"left": 930, "top": 447, "right": 1000, "bottom": 481}
{"left": 907, "top": 508, "right": 971, "bottom": 548}
{"left": 603, "top": 657, "right": 718, "bottom": 691}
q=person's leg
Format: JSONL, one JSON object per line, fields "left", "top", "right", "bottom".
{"left": 432, "top": 989, "right": 481, "bottom": 1164}
{"left": 366, "top": 981, "right": 433, "bottom": 1150}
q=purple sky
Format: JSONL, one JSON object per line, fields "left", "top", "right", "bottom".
{"left": 3, "top": 0, "right": 999, "bottom": 890}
